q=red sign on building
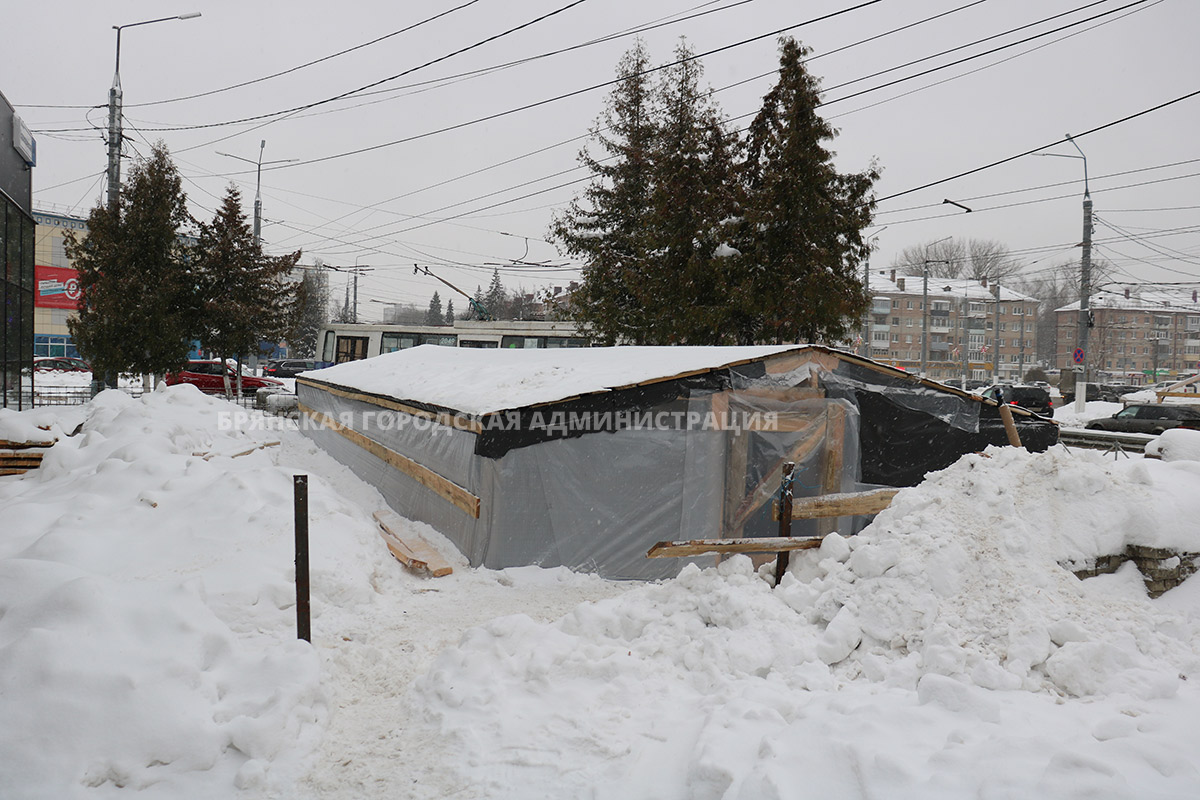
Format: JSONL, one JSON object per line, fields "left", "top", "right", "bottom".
{"left": 35, "top": 265, "right": 82, "bottom": 309}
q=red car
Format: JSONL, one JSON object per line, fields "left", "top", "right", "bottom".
{"left": 165, "top": 360, "right": 284, "bottom": 395}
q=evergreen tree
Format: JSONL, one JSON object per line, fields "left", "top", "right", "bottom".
{"left": 193, "top": 186, "right": 302, "bottom": 395}
{"left": 332, "top": 283, "right": 354, "bottom": 323}
{"left": 66, "top": 143, "right": 196, "bottom": 380}
{"left": 425, "top": 291, "right": 444, "bottom": 326}
{"left": 641, "top": 40, "right": 740, "bottom": 344}
{"left": 292, "top": 266, "right": 329, "bottom": 358}
{"left": 471, "top": 285, "right": 487, "bottom": 320}
{"left": 484, "top": 269, "right": 507, "bottom": 320}
{"left": 732, "top": 38, "right": 878, "bottom": 344}
{"left": 551, "top": 40, "right": 658, "bottom": 344}
{"left": 444, "top": 299, "right": 455, "bottom": 325}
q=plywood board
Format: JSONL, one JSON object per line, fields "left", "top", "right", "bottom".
{"left": 374, "top": 509, "right": 454, "bottom": 577}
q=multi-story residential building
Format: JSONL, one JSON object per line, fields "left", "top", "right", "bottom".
{"left": 861, "top": 270, "right": 1039, "bottom": 384}
{"left": 1055, "top": 289, "right": 1200, "bottom": 384}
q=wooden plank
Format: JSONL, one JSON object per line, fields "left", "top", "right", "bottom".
{"left": 817, "top": 405, "right": 846, "bottom": 537}
{"left": 647, "top": 535, "right": 826, "bottom": 558}
{"left": 374, "top": 509, "right": 454, "bottom": 577}
{"left": 297, "top": 379, "right": 482, "bottom": 434}
{"left": 0, "top": 457, "right": 44, "bottom": 468}
{"left": 771, "top": 488, "right": 900, "bottom": 520}
{"left": 0, "top": 439, "right": 54, "bottom": 450}
{"left": 301, "top": 403, "right": 480, "bottom": 518}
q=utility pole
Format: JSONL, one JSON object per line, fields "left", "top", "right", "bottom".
{"left": 106, "top": 14, "right": 201, "bottom": 215}
{"left": 922, "top": 258, "right": 949, "bottom": 376}
{"left": 217, "top": 141, "right": 297, "bottom": 246}
{"left": 993, "top": 279, "right": 1001, "bottom": 383}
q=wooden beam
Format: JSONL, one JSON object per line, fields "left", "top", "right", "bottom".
{"left": 301, "top": 404, "right": 481, "bottom": 518}
{"left": 817, "top": 405, "right": 847, "bottom": 537}
{"left": 647, "top": 535, "right": 826, "bottom": 559}
{"left": 771, "top": 488, "right": 900, "bottom": 520}
{"left": 298, "top": 379, "right": 482, "bottom": 434}
{"left": 0, "top": 439, "right": 55, "bottom": 449}
{"left": 998, "top": 403, "right": 1023, "bottom": 448}
{"left": 374, "top": 509, "right": 454, "bottom": 577}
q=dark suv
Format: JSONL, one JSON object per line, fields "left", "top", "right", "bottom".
{"left": 979, "top": 384, "right": 1054, "bottom": 417}
{"left": 263, "top": 359, "right": 318, "bottom": 378}
{"left": 1085, "top": 404, "right": 1200, "bottom": 434}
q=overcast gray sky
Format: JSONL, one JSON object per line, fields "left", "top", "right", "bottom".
{"left": 5, "top": 0, "right": 1198, "bottom": 319}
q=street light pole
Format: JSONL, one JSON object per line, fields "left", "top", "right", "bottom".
{"left": 106, "top": 13, "right": 201, "bottom": 215}
{"left": 217, "top": 142, "right": 298, "bottom": 246}
{"left": 1036, "top": 137, "right": 1092, "bottom": 411}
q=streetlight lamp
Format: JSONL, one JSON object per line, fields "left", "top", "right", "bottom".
{"left": 107, "top": 12, "right": 201, "bottom": 215}
{"left": 217, "top": 141, "right": 298, "bottom": 245}
{"left": 1036, "top": 135, "right": 1093, "bottom": 412}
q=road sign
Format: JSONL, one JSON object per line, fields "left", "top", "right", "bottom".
{"left": 1073, "top": 348, "right": 1085, "bottom": 365}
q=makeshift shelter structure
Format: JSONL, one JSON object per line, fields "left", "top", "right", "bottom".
{"left": 297, "top": 345, "right": 1057, "bottom": 579}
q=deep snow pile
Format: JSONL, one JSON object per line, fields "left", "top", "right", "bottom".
{"left": 0, "top": 387, "right": 365, "bottom": 798}
{"left": 417, "top": 446, "right": 1200, "bottom": 798}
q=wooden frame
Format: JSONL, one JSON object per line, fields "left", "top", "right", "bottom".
{"left": 648, "top": 536, "right": 826, "bottom": 559}
{"left": 297, "top": 379, "right": 482, "bottom": 434}
{"left": 300, "top": 403, "right": 481, "bottom": 518}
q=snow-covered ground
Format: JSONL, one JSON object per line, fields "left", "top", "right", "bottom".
{"left": 3, "top": 386, "right": 1200, "bottom": 799}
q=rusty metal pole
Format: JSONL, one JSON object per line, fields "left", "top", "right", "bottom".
{"left": 294, "top": 474, "right": 311, "bottom": 642}
{"left": 774, "top": 461, "right": 795, "bottom": 586}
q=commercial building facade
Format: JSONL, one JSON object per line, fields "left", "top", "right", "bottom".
{"left": 863, "top": 270, "right": 1039, "bottom": 384}
{"left": 32, "top": 209, "right": 86, "bottom": 359}
{"left": 2, "top": 89, "right": 36, "bottom": 408}
{"left": 1055, "top": 290, "right": 1200, "bottom": 384}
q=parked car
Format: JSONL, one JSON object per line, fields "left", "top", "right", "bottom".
{"left": 165, "top": 360, "right": 284, "bottom": 395}
{"left": 1085, "top": 404, "right": 1200, "bottom": 434}
{"left": 34, "top": 356, "right": 90, "bottom": 372}
{"left": 978, "top": 384, "right": 1054, "bottom": 416}
{"left": 262, "top": 358, "right": 318, "bottom": 378}
{"left": 1060, "top": 382, "right": 1102, "bottom": 405}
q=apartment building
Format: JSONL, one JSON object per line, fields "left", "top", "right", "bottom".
{"left": 862, "top": 270, "right": 1039, "bottom": 384}
{"left": 1055, "top": 289, "right": 1200, "bottom": 384}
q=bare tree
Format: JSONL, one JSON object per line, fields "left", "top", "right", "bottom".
{"left": 892, "top": 238, "right": 1021, "bottom": 281}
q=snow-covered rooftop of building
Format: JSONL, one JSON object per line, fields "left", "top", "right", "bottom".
{"left": 867, "top": 270, "right": 1036, "bottom": 302}
{"left": 300, "top": 344, "right": 811, "bottom": 415}
{"left": 1055, "top": 288, "right": 1200, "bottom": 314}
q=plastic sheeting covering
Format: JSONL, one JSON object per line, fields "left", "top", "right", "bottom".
{"left": 297, "top": 377, "right": 862, "bottom": 580}
{"left": 296, "top": 347, "right": 1056, "bottom": 579}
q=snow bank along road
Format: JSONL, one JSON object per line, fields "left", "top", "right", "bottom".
{"left": 2, "top": 385, "right": 1200, "bottom": 799}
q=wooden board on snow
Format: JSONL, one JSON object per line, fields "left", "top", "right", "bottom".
{"left": 373, "top": 509, "right": 453, "bottom": 577}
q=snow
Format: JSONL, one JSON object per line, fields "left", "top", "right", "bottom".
{"left": 3, "top": 385, "right": 1200, "bottom": 798}
{"left": 1146, "top": 428, "right": 1200, "bottom": 462}
{"left": 303, "top": 344, "right": 805, "bottom": 415}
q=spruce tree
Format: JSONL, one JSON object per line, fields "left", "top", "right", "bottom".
{"left": 292, "top": 266, "right": 329, "bottom": 358}
{"left": 444, "top": 299, "right": 455, "bottom": 325}
{"left": 733, "top": 38, "right": 878, "bottom": 344}
{"left": 67, "top": 143, "right": 196, "bottom": 380}
{"left": 193, "top": 186, "right": 302, "bottom": 395}
{"left": 484, "top": 269, "right": 508, "bottom": 320}
{"left": 642, "top": 40, "right": 740, "bottom": 344}
{"left": 425, "top": 292, "right": 444, "bottom": 326}
{"left": 551, "top": 40, "right": 658, "bottom": 345}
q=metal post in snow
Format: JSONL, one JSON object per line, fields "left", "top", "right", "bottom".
{"left": 294, "top": 474, "right": 311, "bottom": 642}
{"left": 774, "top": 461, "right": 795, "bottom": 586}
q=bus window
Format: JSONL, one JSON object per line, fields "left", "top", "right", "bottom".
{"left": 381, "top": 332, "right": 419, "bottom": 353}
{"left": 420, "top": 334, "right": 458, "bottom": 347}
{"left": 502, "top": 336, "right": 542, "bottom": 349}
{"left": 321, "top": 330, "right": 337, "bottom": 362}
{"left": 335, "top": 336, "right": 370, "bottom": 363}
{"left": 459, "top": 339, "right": 499, "bottom": 348}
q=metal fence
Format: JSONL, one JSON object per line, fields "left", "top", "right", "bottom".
{"left": 21, "top": 386, "right": 262, "bottom": 409}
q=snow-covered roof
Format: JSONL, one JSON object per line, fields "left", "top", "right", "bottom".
{"left": 1055, "top": 289, "right": 1200, "bottom": 314}
{"left": 868, "top": 270, "right": 1035, "bottom": 303}
{"left": 301, "top": 344, "right": 809, "bottom": 416}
